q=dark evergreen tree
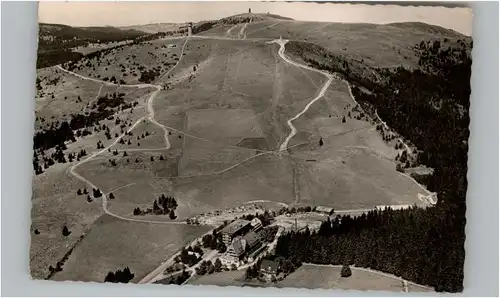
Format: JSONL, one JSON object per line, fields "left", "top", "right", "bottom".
{"left": 93, "top": 188, "right": 102, "bottom": 198}
{"left": 153, "top": 200, "right": 161, "bottom": 214}
{"left": 341, "top": 265, "right": 352, "bottom": 277}
{"left": 62, "top": 225, "right": 71, "bottom": 236}
{"left": 214, "top": 258, "right": 222, "bottom": 272}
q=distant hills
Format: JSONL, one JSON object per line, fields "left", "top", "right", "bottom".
{"left": 38, "top": 23, "right": 147, "bottom": 52}
{"left": 37, "top": 12, "right": 469, "bottom": 69}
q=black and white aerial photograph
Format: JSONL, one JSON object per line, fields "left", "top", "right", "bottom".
{"left": 31, "top": 1, "right": 472, "bottom": 293}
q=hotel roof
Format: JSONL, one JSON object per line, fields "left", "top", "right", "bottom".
{"left": 220, "top": 219, "right": 251, "bottom": 235}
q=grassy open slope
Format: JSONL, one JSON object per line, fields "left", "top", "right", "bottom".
{"left": 31, "top": 16, "right": 454, "bottom": 284}
{"left": 35, "top": 68, "right": 103, "bottom": 129}
{"left": 155, "top": 39, "right": 325, "bottom": 150}
{"left": 31, "top": 83, "right": 159, "bottom": 279}
{"left": 285, "top": 78, "right": 425, "bottom": 209}
{"left": 292, "top": 145, "right": 426, "bottom": 210}
{"left": 30, "top": 165, "right": 103, "bottom": 279}
{"left": 51, "top": 214, "right": 209, "bottom": 283}
{"left": 76, "top": 150, "right": 175, "bottom": 193}
{"left": 243, "top": 20, "right": 465, "bottom": 68}
{"left": 171, "top": 153, "right": 295, "bottom": 218}
{"left": 69, "top": 38, "right": 185, "bottom": 85}
{"left": 111, "top": 118, "right": 167, "bottom": 150}
{"left": 179, "top": 138, "right": 257, "bottom": 177}
{"left": 188, "top": 270, "right": 246, "bottom": 286}
{"left": 73, "top": 36, "right": 428, "bottom": 219}
{"left": 278, "top": 264, "right": 405, "bottom": 291}
{"left": 188, "top": 264, "right": 432, "bottom": 292}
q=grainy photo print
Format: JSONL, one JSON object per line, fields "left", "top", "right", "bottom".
{"left": 32, "top": 1, "right": 472, "bottom": 293}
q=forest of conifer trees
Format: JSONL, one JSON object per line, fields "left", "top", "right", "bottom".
{"left": 274, "top": 38, "right": 471, "bottom": 293}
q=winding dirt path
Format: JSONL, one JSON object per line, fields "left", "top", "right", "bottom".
{"left": 52, "top": 34, "right": 438, "bottom": 284}
{"left": 268, "top": 38, "right": 334, "bottom": 152}
{"left": 267, "top": 38, "right": 435, "bottom": 205}
{"left": 62, "top": 38, "right": 191, "bottom": 225}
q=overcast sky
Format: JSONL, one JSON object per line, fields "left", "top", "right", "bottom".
{"left": 38, "top": 1, "right": 473, "bottom": 36}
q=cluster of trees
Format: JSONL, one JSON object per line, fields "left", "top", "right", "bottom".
{"left": 258, "top": 225, "right": 279, "bottom": 243}
{"left": 101, "top": 76, "right": 125, "bottom": 85}
{"left": 92, "top": 188, "right": 102, "bottom": 198}
{"left": 37, "top": 49, "right": 84, "bottom": 69}
{"left": 245, "top": 262, "right": 262, "bottom": 280}
{"left": 76, "top": 188, "right": 89, "bottom": 195}
{"left": 192, "top": 21, "right": 217, "bottom": 35}
{"left": 175, "top": 245, "right": 204, "bottom": 267}
{"left": 96, "top": 92, "right": 126, "bottom": 111}
{"left": 277, "top": 205, "right": 324, "bottom": 215}
{"left": 33, "top": 146, "right": 89, "bottom": 175}
{"left": 76, "top": 188, "right": 101, "bottom": 202}
{"left": 33, "top": 92, "right": 135, "bottom": 167}
{"left": 38, "top": 23, "right": 145, "bottom": 52}
{"left": 274, "top": 38, "right": 470, "bottom": 292}
{"left": 195, "top": 258, "right": 223, "bottom": 276}
{"left": 158, "top": 270, "right": 191, "bottom": 285}
{"left": 201, "top": 229, "right": 226, "bottom": 252}
{"left": 286, "top": 40, "right": 380, "bottom": 92}
{"left": 37, "top": 23, "right": 146, "bottom": 69}
{"left": 275, "top": 205, "right": 464, "bottom": 292}
{"left": 351, "top": 40, "right": 470, "bottom": 205}
{"left": 33, "top": 121, "right": 75, "bottom": 151}
{"left": 239, "top": 210, "right": 274, "bottom": 227}
{"left": 33, "top": 108, "right": 115, "bottom": 152}
{"left": 104, "top": 267, "right": 134, "bottom": 283}
{"left": 132, "top": 195, "right": 178, "bottom": 219}
{"left": 138, "top": 68, "right": 161, "bottom": 83}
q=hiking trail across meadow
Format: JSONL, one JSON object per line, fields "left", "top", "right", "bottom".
{"left": 58, "top": 35, "right": 433, "bottom": 228}
{"left": 62, "top": 38, "right": 189, "bottom": 225}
